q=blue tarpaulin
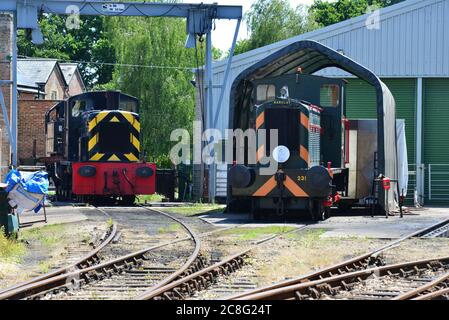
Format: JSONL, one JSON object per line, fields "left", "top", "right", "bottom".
{"left": 5, "top": 170, "right": 49, "bottom": 194}
{"left": 5, "top": 170, "right": 49, "bottom": 213}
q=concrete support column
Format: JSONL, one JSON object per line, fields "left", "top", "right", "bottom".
{"left": 415, "top": 77, "right": 424, "bottom": 205}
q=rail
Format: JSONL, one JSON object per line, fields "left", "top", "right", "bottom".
{"left": 0, "top": 221, "right": 117, "bottom": 296}
{"left": 0, "top": 207, "right": 201, "bottom": 300}
{"left": 237, "top": 255, "right": 449, "bottom": 300}
{"left": 227, "top": 217, "right": 449, "bottom": 300}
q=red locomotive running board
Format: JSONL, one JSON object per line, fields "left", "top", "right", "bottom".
{"left": 72, "top": 162, "right": 156, "bottom": 195}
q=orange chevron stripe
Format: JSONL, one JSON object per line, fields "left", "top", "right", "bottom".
{"left": 253, "top": 176, "right": 277, "bottom": 197}
{"left": 256, "top": 111, "right": 265, "bottom": 130}
{"left": 256, "top": 145, "right": 265, "bottom": 162}
{"left": 300, "top": 113, "right": 309, "bottom": 130}
{"left": 300, "top": 145, "right": 309, "bottom": 163}
{"left": 283, "top": 176, "right": 308, "bottom": 197}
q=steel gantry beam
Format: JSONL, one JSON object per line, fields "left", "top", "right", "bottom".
{"left": 0, "top": 1, "right": 242, "bottom": 198}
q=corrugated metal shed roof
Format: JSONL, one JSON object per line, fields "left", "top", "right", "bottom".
{"left": 208, "top": 0, "right": 449, "bottom": 132}
{"left": 213, "top": 0, "right": 448, "bottom": 77}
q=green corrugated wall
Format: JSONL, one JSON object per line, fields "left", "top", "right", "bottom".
{"left": 423, "top": 78, "right": 449, "bottom": 202}
{"left": 345, "top": 78, "right": 416, "bottom": 164}
{"left": 345, "top": 78, "right": 416, "bottom": 203}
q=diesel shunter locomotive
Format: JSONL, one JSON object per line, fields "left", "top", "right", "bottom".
{"left": 228, "top": 73, "right": 349, "bottom": 220}
{"left": 44, "top": 91, "right": 155, "bottom": 204}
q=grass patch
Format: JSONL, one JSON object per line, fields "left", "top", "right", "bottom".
{"left": 20, "top": 224, "right": 66, "bottom": 248}
{"left": 0, "top": 228, "right": 26, "bottom": 263}
{"left": 38, "top": 260, "right": 51, "bottom": 273}
{"left": 106, "top": 218, "right": 114, "bottom": 228}
{"left": 136, "top": 194, "right": 164, "bottom": 203}
{"left": 158, "top": 223, "right": 182, "bottom": 234}
{"left": 222, "top": 226, "right": 296, "bottom": 241}
{"left": 285, "top": 228, "right": 326, "bottom": 244}
{"left": 162, "top": 204, "right": 225, "bottom": 217}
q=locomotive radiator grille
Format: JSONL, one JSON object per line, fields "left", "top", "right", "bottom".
{"left": 308, "top": 110, "right": 321, "bottom": 167}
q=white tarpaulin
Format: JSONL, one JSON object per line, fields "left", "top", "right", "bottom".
{"left": 396, "top": 119, "right": 408, "bottom": 197}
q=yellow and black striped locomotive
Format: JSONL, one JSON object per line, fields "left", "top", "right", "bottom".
{"left": 44, "top": 91, "right": 155, "bottom": 204}
{"left": 228, "top": 73, "right": 348, "bottom": 220}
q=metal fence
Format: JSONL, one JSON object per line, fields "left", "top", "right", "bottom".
{"left": 405, "top": 163, "right": 417, "bottom": 204}
{"left": 427, "top": 164, "right": 449, "bottom": 202}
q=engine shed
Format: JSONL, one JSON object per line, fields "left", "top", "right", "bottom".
{"left": 227, "top": 40, "right": 400, "bottom": 215}
{"left": 195, "top": 0, "right": 449, "bottom": 209}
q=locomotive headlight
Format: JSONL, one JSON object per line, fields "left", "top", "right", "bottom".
{"left": 78, "top": 165, "right": 96, "bottom": 177}
{"left": 272, "top": 145, "right": 290, "bottom": 163}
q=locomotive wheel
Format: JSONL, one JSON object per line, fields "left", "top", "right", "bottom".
{"left": 120, "top": 195, "right": 136, "bottom": 206}
{"left": 311, "top": 200, "right": 329, "bottom": 221}
{"left": 250, "top": 198, "right": 262, "bottom": 220}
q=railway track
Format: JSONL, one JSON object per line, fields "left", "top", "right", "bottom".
{"left": 0, "top": 207, "right": 203, "bottom": 300}
{"left": 227, "top": 217, "right": 449, "bottom": 300}
{"left": 393, "top": 270, "right": 449, "bottom": 300}
{"left": 137, "top": 226, "right": 309, "bottom": 300}
{"left": 136, "top": 249, "right": 251, "bottom": 300}
{"left": 0, "top": 220, "right": 117, "bottom": 297}
{"left": 236, "top": 255, "right": 449, "bottom": 300}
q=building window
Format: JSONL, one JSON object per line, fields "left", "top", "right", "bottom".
{"left": 320, "top": 84, "right": 340, "bottom": 107}
{"left": 51, "top": 91, "right": 58, "bottom": 100}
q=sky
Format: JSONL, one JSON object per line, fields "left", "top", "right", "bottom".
{"left": 195, "top": 0, "right": 317, "bottom": 52}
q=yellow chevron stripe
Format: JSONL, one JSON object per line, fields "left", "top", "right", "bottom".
{"left": 88, "top": 133, "right": 98, "bottom": 152}
{"left": 88, "top": 111, "right": 108, "bottom": 132}
{"left": 122, "top": 112, "right": 140, "bottom": 132}
{"left": 133, "top": 119, "right": 140, "bottom": 132}
{"left": 124, "top": 153, "right": 139, "bottom": 161}
{"left": 110, "top": 116, "right": 120, "bottom": 122}
{"left": 90, "top": 153, "right": 104, "bottom": 161}
{"left": 131, "top": 134, "right": 140, "bottom": 151}
{"left": 108, "top": 154, "right": 120, "bottom": 161}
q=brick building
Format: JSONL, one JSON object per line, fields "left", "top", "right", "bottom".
{"left": 18, "top": 58, "right": 68, "bottom": 100}
{"left": 16, "top": 59, "right": 85, "bottom": 163}
{"left": 0, "top": 13, "right": 86, "bottom": 170}
{"left": 60, "top": 63, "right": 86, "bottom": 97}
{"left": 18, "top": 99, "right": 59, "bottom": 164}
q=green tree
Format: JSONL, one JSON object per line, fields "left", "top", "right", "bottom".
{"left": 310, "top": 0, "right": 404, "bottom": 27}
{"left": 106, "top": 17, "right": 196, "bottom": 167}
{"left": 234, "top": 0, "right": 317, "bottom": 55}
{"left": 18, "top": 15, "right": 115, "bottom": 87}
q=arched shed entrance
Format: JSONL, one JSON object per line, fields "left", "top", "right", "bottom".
{"left": 229, "top": 40, "right": 398, "bottom": 213}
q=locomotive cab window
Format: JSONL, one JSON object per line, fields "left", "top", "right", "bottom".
{"left": 320, "top": 84, "right": 340, "bottom": 107}
{"left": 72, "top": 100, "right": 87, "bottom": 117}
{"left": 256, "top": 84, "right": 276, "bottom": 104}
